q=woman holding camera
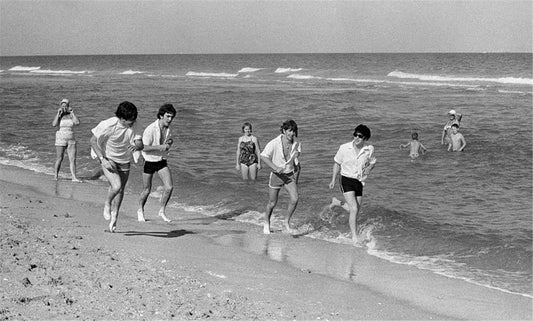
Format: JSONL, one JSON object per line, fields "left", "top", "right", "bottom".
{"left": 52, "top": 98, "right": 81, "bottom": 182}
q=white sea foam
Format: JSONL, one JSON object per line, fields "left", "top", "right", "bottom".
{"left": 168, "top": 198, "right": 531, "bottom": 297}
{"left": 30, "top": 69, "right": 90, "bottom": 74}
{"left": 366, "top": 246, "right": 533, "bottom": 298}
{"left": 327, "top": 77, "right": 385, "bottom": 83}
{"left": 9, "top": 66, "right": 41, "bottom": 71}
{"left": 0, "top": 158, "right": 55, "bottom": 176}
{"left": 120, "top": 70, "right": 145, "bottom": 75}
{"left": 186, "top": 71, "right": 238, "bottom": 78}
{"left": 498, "top": 89, "right": 529, "bottom": 95}
{"left": 238, "top": 67, "right": 263, "bottom": 73}
{"left": 388, "top": 70, "right": 533, "bottom": 85}
{"left": 275, "top": 67, "right": 302, "bottom": 73}
{"left": 287, "top": 74, "right": 320, "bottom": 80}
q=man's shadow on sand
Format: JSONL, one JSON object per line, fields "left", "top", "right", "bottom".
{"left": 121, "top": 229, "right": 195, "bottom": 238}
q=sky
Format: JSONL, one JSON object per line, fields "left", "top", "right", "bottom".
{"left": 0, "top": 0, "right": 531, "bottom": 56}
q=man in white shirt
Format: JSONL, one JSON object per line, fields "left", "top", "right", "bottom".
{"left": 137, "top": 103, "right": 176, "bottom": 222}
{"left": 90, "top": 101, "right": 143, "bottom": 233}
{"left": 329, "top": 124, "right": 376, "bottom": 245}
{"left": 260, "top": 120, "right": 301, "bottom": 234}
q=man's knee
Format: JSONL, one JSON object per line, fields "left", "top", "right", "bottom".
{"left": 267, "top": 199, "right": 278, "bottom": 209}
{"left": 109, "top": 182, "right": 122, "bottom": 194}
{"left": 164, "top": 185, "right": 173, "bottom": 194}
{"left": 289, "top": 195, "right": 299, "bottom": 205}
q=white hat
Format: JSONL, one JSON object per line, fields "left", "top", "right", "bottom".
{"left": 60, "top": 99, "right": 69, "bottom": 105}
{"left": 448, "top": 109, "right": 456, "bottom": 115}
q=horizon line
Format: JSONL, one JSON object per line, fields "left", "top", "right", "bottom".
{"left": 2, "top": 51, "right": 532, "bottom": 58}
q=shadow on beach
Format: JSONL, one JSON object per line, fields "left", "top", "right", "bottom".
{"left": 122, "top": 229, "right": 195, "bottom": 238}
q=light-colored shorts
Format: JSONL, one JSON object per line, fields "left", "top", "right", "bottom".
{"left": 107, "top": 160, "right": 131, "bottom": 172}
{"left": 55, "top": 130, "right": 76, "bottom": 147}
{"left": 269, "top": 171, "right": 296, "bottom": 189}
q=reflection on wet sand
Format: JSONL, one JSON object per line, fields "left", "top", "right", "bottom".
{"left": 212, "top": 231, "right": 373, "bottom": 283}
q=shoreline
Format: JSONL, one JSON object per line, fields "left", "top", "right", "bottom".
{"left": 1, "top": 164, "right": 531, "bottom": 320}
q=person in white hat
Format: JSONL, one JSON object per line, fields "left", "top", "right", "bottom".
{"left": 441, "top": 109, "right": 463, "bottom": 145}
{"left": 52, "top": 98, "right": 81, "bottom": 182}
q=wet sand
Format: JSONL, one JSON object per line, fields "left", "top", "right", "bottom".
{"left": 0, "top": 164, "right": 531, "bottom": 320}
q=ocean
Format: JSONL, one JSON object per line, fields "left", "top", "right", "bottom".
{"left": 0, "top": 53, "right": 531, "bottom": 297}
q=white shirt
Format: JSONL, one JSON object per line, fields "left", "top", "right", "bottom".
{"left": 91, "top": 117, "right": 141, "bottom": 164}
{"left": 334, "top": 141, "right": 376, "bottom": 183}
{"left": 261, "top": 134, "right": 301, "bottom": 174}
{"left": 141, "top": 119, "right": 172, "bottom": 162}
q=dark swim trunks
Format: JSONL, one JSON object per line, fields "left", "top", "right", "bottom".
{"left": 143, "top": 159, "right": 168, "bottom": 174}
{"left": 340, "top": 176, "right": 363, "bottom": 196}
{"left": 239, "top": 140, "right": 258, "bottom": 166}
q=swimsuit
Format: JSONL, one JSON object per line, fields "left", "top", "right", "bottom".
{"left": 55, "top": 114, "right": 76, "bottom": 147}
{"left": 269, "top": 171, "right": 296, "bottom": 189}
{"left": 340, "top": 176, "right": 363, "bottom": 196}
{"left": 239, "top": 140, "right": 258, "bottom": 166}
{"left": 144, "top": 159, "right": 168, "bottom": 174}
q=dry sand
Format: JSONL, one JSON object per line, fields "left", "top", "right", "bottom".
{"left": 1, "top": 164, "right": 531, "bottom": 320}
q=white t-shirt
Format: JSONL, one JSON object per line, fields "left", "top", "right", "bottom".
{"left": 91, "top": 117, "right": 141, "bottom": 164}
{"left": 334, "top": 141, "right": 376, "bottom": 183}
{"left": 141, "top": 119, "right": 172, "bottom": 162}
{"left": 261, "top": 134, "right": 301, "bottom": 174}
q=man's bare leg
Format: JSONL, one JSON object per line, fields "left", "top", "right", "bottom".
{"left": 264, "top": 188, "right": 280, "bottom": 234}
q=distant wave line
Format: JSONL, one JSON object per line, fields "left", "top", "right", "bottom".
{"left": 288, "top": 73, "right": 476, "bottom": 88}
{"left": 275, "top": 67, "right": 303, "bottom": 73}
{"left": 186, "top": 71, "right": 238, "bottom": 78}
{"left": 238, "top": 67, "right": 264, "bottom": 73}
{"left": 31, "top": 69, "right": 91, "bottom": 74}
{"left": 388, "top": 70, "right": 533, "bottom": 85}
{"left": 9, "top": 66, "right": 41, "bottom": 71}
{"left": 8, "top": 66, "right": 91, "bottom": 74}
{"left": 120, "top": 70, "right": 145, "bottom": 75}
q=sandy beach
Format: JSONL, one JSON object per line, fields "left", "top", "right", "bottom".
{"left": 0, "top": 164, "right": 531, "bottom": 320}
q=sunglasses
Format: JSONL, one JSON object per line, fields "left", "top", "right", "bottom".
{"left": 354, "top": 133, "right": 365, "bottom": 139}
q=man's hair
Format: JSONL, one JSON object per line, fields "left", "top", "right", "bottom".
{"left": 115, "top": 101, "right": 138, "bottom": 121}
{"left": 157, "top": 103, "right": 177, "bottom": 119}
{"left": 353, "top": 124, "right": 371, "bottom": 140}
{"left": 412, "top": 132, "right": 419, "bottom": 140}
{"left": 280, "top": 119, "right": 298, "bottom": 137}
{"left": 451, "top": 123, "right": 459, "bottom": 128}
{"left": 242, "top": 122, "right": 252, "bottom": 133}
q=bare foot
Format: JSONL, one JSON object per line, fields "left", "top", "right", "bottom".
{"left": 352, "top": 234, "right": 360, "bottom": 246}
{"left": 283, "top": 227, "right": 298, "bottom": 235}
{"left": 263, "top": 224, "right": 271, "bottom": 234}
{"left": 330, "top": 197, "right": 342, "bottom": 209}
{"left": 109, "top": 211, "right": 117, "bottom": 233}
{"left": 103, "top": 204, "right": 111, "bottom": 221}
{"left": 137, "top": 208, "right": 146, "bottom": 222}
{"left": 158, "top": 209, "right": 171, "bottom": 222}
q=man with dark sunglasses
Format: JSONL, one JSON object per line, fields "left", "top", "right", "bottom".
{"left": 328, "top": 124, "right": 376, "bottom": 245}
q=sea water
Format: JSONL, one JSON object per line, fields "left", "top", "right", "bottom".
{"left": 0, "top": 53, "right": 531, "bottom": 297}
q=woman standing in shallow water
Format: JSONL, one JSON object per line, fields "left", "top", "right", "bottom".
{"left": 235, "top": 122, "right": 261, "bottom": 181}
{"left": 52, "top": 99, "right": 81, "bottom": 182}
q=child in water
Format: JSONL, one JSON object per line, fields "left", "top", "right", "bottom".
{"left": 400, "top": 132, "right": 427, "bottom": 160}
{"left": 447, "top": 124, "right": 466, "bottom": 152}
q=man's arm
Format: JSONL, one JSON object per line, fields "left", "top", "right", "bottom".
{"left": 329, "top": 162, "right": 340, "bottom": 189}
{"left": 261, "top": 155, "right": 282, "bottom": 173}
{"left": 459, "top": 135, "right": 466, "bottom": 152}
{"left": 90, "top": 135, "right": 115, "bottom": 171}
